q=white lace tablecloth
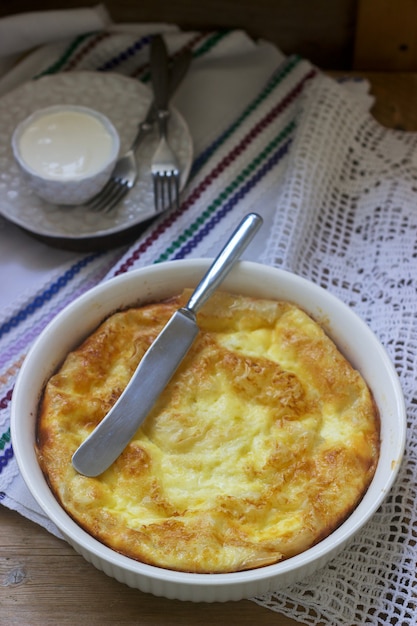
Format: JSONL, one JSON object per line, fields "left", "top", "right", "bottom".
{"left": 0, "top": 12, "right": 416, "bottom": 626}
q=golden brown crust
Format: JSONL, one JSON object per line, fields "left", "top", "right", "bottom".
{"left": 37, "top": 290, "right": 380, "bottom": 573}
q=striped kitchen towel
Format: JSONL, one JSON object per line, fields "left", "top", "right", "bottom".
{"left": 4, "top": 25, "right": 412, "bottom": 626}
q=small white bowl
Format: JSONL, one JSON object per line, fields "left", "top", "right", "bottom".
{"left": 11, "top": 104, "right": 120, "bottom": 205}
{"left": 11, "top": 261, "right": 406, "bottom": 602}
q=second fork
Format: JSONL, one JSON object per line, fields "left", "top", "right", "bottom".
{"left": 87, "top": 41, "right": 191, "bottom": 214}
{"left": 151, "top": 109, "right": 180, "bottom": 211}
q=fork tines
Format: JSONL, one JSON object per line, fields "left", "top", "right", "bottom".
{"left": 86, "top": 178, "right": 129, "bottom": 213}
{"left": 153, "top": 168, "right": 180, "bottom": 213}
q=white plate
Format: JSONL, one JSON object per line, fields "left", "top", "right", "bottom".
{"left": 0, "top": 72, "right": 193, "bottom": 250}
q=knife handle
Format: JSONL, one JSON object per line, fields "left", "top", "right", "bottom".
{"left": 187, "top": 213, "right": 263, "bottom": 314}
{"left": 130, "top": 44, "right": 192, "bottom": 154}
{"left": 150, "top": 34, "right": 170, "bottom": 112}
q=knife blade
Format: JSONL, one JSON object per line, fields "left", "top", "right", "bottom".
{"left": 72, "top": 212, "right": 263, "bottom": 477}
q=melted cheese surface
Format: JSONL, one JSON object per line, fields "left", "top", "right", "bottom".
{"left": 37, "top": 291, "right": 380, "bottom": 573}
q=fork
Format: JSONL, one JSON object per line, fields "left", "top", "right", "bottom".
{"left": 86, "top": 118, "right": 152, "bottom": 213}
{"left": 151, "top": 109, "right": 180, "bottom": 211}
{"left": 86, "top": 43, "right": 191, "bottom": 214}
{"left": 150, "top": 35, "right": 181, "bottom": 212}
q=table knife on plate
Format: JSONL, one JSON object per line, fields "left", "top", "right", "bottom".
{"left": 130, "top": 38, "right": 192, "bottom": 151}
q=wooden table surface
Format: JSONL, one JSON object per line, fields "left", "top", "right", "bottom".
{"left": 1, "top": 71, "right": 415, "bottom": 626}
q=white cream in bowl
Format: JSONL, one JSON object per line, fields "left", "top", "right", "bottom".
{"left": 18, "top": 108, "right": 115, "bottom": 179}
{"left": 12, "top": 105, "right": 120, "bottom": 205}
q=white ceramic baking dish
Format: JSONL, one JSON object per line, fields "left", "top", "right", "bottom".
{"left": 11, "top": 260, "right": 406, "bottom": 602}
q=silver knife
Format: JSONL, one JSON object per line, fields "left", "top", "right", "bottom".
{"left": 72, "top": 213, "right": 263, "bottom": 477}
{"left": 150, "top": 34, "right": 172, "bottom": 141}
{"left": 129, "top": 42, "right": 192, "bottom": 153}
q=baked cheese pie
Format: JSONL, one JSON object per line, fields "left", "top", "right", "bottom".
{"left": 37, "top": 290, "right": 380, "bottom": 573}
